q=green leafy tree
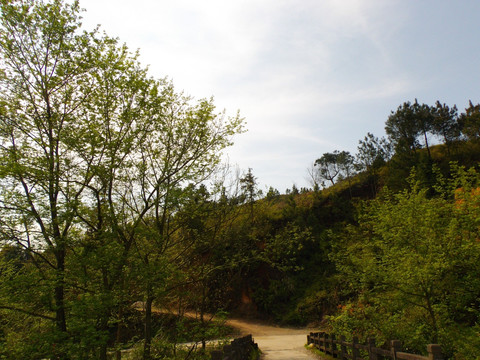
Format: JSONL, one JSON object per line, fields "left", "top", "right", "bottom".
{"left": 0, "top": 0, "right": 103, "bottom": 356}
{"left": 239, "top": 168, "right": 261, "bottom": 222}
{"left": 431, "top": 101, "right": 460, "bottom": 154}
{"left": 336, "top": 151, "right": 355, "bottom": 197}
{"left": 168, "top": 174, "right": 253, "bottom": 353}
{"left": 385, "top": 100, "right": 437, "bottom": 158}
{"left": 385, "top": 101, "right": 421, "bottom": 154}
{"left": 314, "top": 151, "right": 341, "bottom": 186}
{"left": 0, "top": 1, "right": 244, "bottom": 359}
{"left": 385, "top": 100, "right": 438, "bottom": 191}
{"left": 356, "top": 133, "right": 391, "bottom": 171}
{"left": 314, "top": 150, "right": 356, "bottom": 187}
{"left": 458, "top": 100, "right": 480, "bottom": 141}
{"left": 329, "top": 167, "right": 480, "bottom": 357}
{"left": 265, "top": 186, "right": 280, "bottom": 199}
{"left": 336, "top": 151, "right": 355, "bottom": 180}
{"left": 73, "top": 58, "right": 243, "bottom": 360}
{"left": 70, "top": 42, "right": 163, "bottom": 360}
{"left": 415, "top": 101, "right": 435, "bottom": 159}
{"left": 82, "top": 71, "right": 242, "bottom": 359}
{"left": 355, "top": 133, "right": 391, "bottom": 196}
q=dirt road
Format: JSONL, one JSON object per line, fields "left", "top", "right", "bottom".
{"left": 142, "top": 305, "right": 319, "bottom": 359}
{"left": 226, "top": 318, "right": 319, "bottom": 360}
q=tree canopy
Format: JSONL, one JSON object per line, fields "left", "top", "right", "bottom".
{"left": 0, "top": 0, "right": 243, "bottom": 358}
{"left": 328, "top": 166, "right": 480, "bottom": 358}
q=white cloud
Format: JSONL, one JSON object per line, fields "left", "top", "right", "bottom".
{"left": 76, "top": 0, "right": 480, "bottom": 190}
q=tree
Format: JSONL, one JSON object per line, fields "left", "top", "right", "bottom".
{"left": 458, "top": 100, "right": 480, "bottom": 141}
{"left": 415, "top": 101, "right": 435, "bottom": 159}
{"left": 313, "top": 150, "right": 355, "bottom": 188}
{"left": 386, "top": 101, "right": 421, "bottom": 154}
{"left": 0, "top": 0, "right": 102, "bottom": 355}
{"left": 356, "top": 133, "right": 391, "bottom": 171}
{"left": 306, "top": 162, "right": 322, "bottom": 190}
{"left": 336, "top": 151, "right": 355, "bottom": 181}
{"left": 313, "top": 151, "right": 341, "bottom": 187}
{"left": 385, "top": 100, "right": 439, "bottom": 191}
{"left": 71, "top": 60, "right": 242, "bottom": 359}
{"left": 239, "top": 168, "right": 261, "bottom": 222}
{"left": 265, "top": 186, "right": 280, "bottom": 199}
{"left": 240, "top": 168, "right": 260, "bottom": 203}
{"left": 356, "top": 133, "right": 391, "bottom": 196}
{"left": 312, "top": 150, "right": 355, "bottom": 196}
{"left": 329, "top": 167, "right": 480, "bottom": 357}
{"left": 163, "top": 168, "right": 260, "bottom": 353}
{"left": 431, "top": 101, "right": 460, "bottom": 153}
{"left": 337, "top": 151, "right": 355, "bottom": 197}
{"left": 0, "top": 1, "right": 244, "bottom": 358}
{"left": 69, "top": 42, "right": 160, "bottom": 360}
{"left": 385, "top": 100, "right": 435, "bottom": 157}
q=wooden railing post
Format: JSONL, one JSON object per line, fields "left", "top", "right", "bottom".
{"left": 391, "top": 340, "right": 402, "bottom": 360}
{"left": 368, "top": 338, "right": 378, "bottom": 360}
{"left": 340, "top": 335, "right": 347, "bottom": 360}
{"left": 352, "top": 336, "right": 360, "bottom": 360}
{"left": 427, "top": 344, "right": 443, "bottom": 360}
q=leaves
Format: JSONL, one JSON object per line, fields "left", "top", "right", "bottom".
{"left": 329, "top": 166, "right": 480, "bottom": 357}
{"left": 0, "top": 1, "right": 244, "bottom": 358}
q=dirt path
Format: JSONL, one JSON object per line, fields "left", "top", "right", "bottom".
{"left": 140, "top": 305, "right": 319, "bottom": 359}
{"left": 226, "top": 318, "right": 319, "bottom": 360}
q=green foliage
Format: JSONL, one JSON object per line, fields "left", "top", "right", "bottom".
{"left": 328, "top": 166, "right": 480, "bottom": 358}
{"left": 458, "top": 101, "right": 480, "bottom": 141}
{"left": 313, "top": 150, "right": 355, "bottom": 187}
{"left": 356, "top": 133, "right": 391, "bottom": 172}
{"left": 123, "top": 312, "right": 232, "bottom": 360}
{"left": 0, "top": 0, "right": 243, "bottom": 358}
{"left": 385, "top": 99, "right": 437, "bottom": 155}
{"left": 3, "top": 3, "right": 480, "bottom": 358}
{"left": 431, "top": 101, "right": 460, "bottom": 151}
{"left": 262, "top": 223, "right": 313, "bottom": 272}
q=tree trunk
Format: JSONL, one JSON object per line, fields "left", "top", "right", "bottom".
{"left": 99, "top": 319, "right": 109, "bottom": 360}
{"left": 115, "top": 303, "right": 124, "bottom": 360}
{"left": 99, "top": 270, "right": 111, "bottom": 360}
{"left": 425, "top": 293, "right": 439, "bottom": 343}
{"left": 54, "top": 258, "right": 67, "bottom": 333}
{"left": 143, "top": 287, "right": 154, "bottom": 360}
{"left": 53, "top": 248, "right": 69, "bottom": 360}
{"left": 201, "top": 283, "right": 206, "bottom": 351}
{"left": 423, "top": 130, "right": 432, "bottom": 160}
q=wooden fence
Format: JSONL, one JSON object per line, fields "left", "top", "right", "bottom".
{"left": 307, "top": 332, "right": 443, "bottom": 360}
{"left": 210, "top": 334, "right": 259, "bottom": 360}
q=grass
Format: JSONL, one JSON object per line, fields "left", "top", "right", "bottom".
{"left": 304, "top": 343, "right": 335, "bottom": 360}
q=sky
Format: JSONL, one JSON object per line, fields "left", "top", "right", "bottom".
{"left": 78, "top": 0, "right": 480, "bottom": 192}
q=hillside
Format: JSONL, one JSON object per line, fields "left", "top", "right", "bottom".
{"left": 231, "top": 139, "right": 480, "bottom": 359}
